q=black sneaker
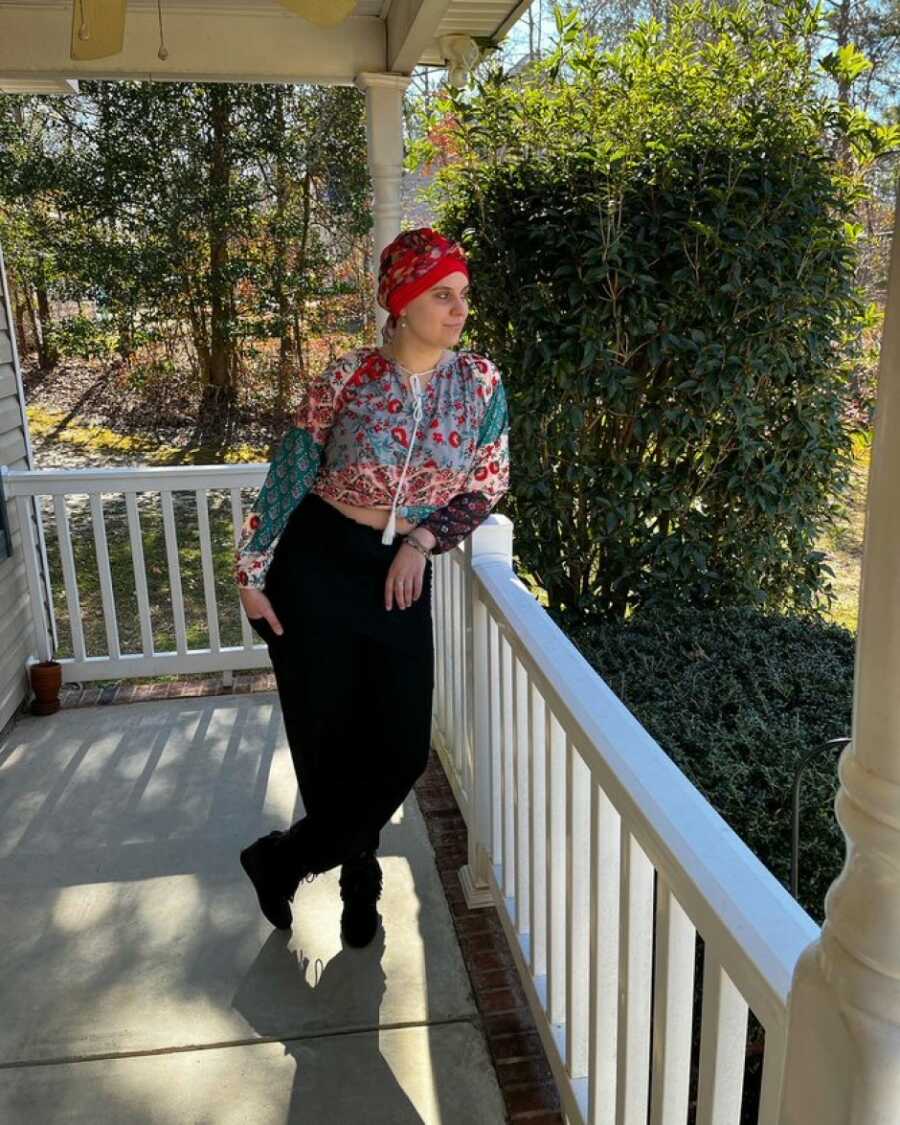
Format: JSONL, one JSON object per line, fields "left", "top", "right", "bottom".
{"left": 339, "top": 851, "right": 383, "bottom": 948}
{"left": 240, "top": 830, "right": 308, "bottom": 930}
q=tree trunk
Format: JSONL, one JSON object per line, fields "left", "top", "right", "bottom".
{"left": 292, "top": 169, "right": 312, "bottom": 370}
{"left": 9, "top": 275, "right": 30, "bottom": 357}
{"left": 116, "top": 310, "right": 134, "bottom": 362}
{"left": 288, "top": 167, "right": 312, "bottom": 382}
{"left": 203, "top": 86, "right": 236, "bottom": 415}
{"left": 830, "top": 0, "right": 853, "bottom": 164}
{"left": 187, "top": 298, "right": 210, "bottom": 384}
{"left": 272, "top": 88, "right": 299, "bottom": 417}
{"left": 292, "top": 309, "right": 305, "bottom": 378}
{"left": 22, "top": 284, "right": 40, "bottom": 362}
{"left": 34, "top": 281, "right": 59, "bottom": 371}
{"left": 362, "top": 247, "right": 374, "bottom": 341}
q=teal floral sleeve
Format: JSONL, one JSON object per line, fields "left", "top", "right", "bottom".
{"left": 234, "top": 354, "right": 353, "bottom": 591}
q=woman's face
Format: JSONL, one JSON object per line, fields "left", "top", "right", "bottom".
{"left": 400, "top": 271, "right": 469, "bottom": 349}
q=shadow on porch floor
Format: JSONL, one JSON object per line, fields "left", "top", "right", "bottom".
{"left": 0, "top": 692, "right": 506, "bottom": 1124}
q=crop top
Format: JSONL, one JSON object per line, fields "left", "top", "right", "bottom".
{"left": 234, "top": 345, "right": 511, "bottom": 590}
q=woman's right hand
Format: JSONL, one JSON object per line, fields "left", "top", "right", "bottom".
{"left": 238, "top": 587, "right": 285, "bottom": 636}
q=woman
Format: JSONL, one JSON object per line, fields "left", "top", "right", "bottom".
{"left": 234, "top": 227, "right": 510, "bottom": 948}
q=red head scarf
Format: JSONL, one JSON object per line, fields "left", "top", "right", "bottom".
{"left": 377, "top": 228, "right": 469, "bottom": 343}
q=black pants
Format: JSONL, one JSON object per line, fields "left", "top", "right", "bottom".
{"left": 247, "top": 491, "right": 435, "bottom": 878}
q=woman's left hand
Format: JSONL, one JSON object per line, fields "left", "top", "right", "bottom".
{"left": 385, "top": 544, "right": 427, "bottom": 610}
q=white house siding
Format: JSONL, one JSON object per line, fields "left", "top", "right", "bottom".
{"left": 0, "top": 255, "right": 40, "bottom": 736}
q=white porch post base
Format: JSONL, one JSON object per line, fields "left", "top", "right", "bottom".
{"left": 354, "top": 72, "right": 411, "bottom": 340}
{"left": 460, "top": 517, "right": 515, "bottom": 910}
{"left": 779, "top": 182, "right": 900, "bottom": 1123}
{"left": 459, "top": 855, "right": 495, "bottom": 909}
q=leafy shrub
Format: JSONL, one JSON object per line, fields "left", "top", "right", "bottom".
{"left": 43, "top": 313, "right": 118, "bottom": 361}
{"left": 551, "top": 602, "right": 854, "bottom": 923}
{"left": 414, "top": 0, "right": 897, "bottom": 622}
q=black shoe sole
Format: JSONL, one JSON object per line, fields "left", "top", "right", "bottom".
{"left": 240, "top": 841, "right": 292, "bottom": 930}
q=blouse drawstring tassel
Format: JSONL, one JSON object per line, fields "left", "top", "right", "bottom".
{"left": 382, "top": 508, "right": 397, "bottom": 546}
{"left": 382, "top": 372, "right": 424, "bottom": 546}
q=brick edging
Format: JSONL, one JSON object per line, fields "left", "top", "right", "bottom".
{"left": 54, "top": 672, "right": 277, "bottom": 709}
{"left": 47, "top": 675, "right": 563, "bottom": 1122}
{"left": 413, "top": 750, "right": 564, "bottom": 1125}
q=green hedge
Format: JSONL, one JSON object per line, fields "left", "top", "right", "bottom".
{"left": 549, "top": 602, "right": 854, "bottom": 924}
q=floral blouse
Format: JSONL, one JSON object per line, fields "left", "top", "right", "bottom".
{"left": 234, "top": 346, "right": 511, "bottom": 590}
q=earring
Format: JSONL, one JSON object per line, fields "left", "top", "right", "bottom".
{"left": 399, "top": 317, "right": 407, "bottom": 329}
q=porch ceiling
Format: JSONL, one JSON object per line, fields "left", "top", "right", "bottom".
{"left": 0, "top": 0, "right": 533, "bottom": 91}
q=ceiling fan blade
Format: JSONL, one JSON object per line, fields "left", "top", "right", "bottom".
{"left": 70, "top": 0, "right": 128, "bottom": 61}
{"left": 276, "top": 0, "right": 357, "bottom": 28}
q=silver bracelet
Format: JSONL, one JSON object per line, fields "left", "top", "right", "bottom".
{"left": 402, "top": 533, "right": 432, "bottom": 559}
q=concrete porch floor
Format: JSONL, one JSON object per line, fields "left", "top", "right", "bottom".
{"left": 0, "top": 692, "right": 507, "bottom": 1124}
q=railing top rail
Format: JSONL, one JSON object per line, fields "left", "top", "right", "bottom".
{"left": 473, "top": 555, "right": 819, "bottom": 1032}
{"left": 2, "top": 463, "right": 269, "bottom": 496}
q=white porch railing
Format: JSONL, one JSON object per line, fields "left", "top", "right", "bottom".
{"left": 3, "top": 463, "right": 272, "bottom": 680}
{"left": 430, "top": 515, "right": 821, "bottom": 1125}
{"left": 5, "top": 460, "right": 823, "bottom": 1122}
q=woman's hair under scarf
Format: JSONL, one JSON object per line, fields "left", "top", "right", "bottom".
{"left": 377, "top": 228, "right": 469, "bottom": 345}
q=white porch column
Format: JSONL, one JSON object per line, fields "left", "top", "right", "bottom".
{"left": 779, "top": 182, "right": 900, "bottom": 1122}
{"left": 354, "top": 72, "right": 411, "bottom": 340}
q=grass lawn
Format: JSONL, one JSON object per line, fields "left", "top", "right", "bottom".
{"left": 814, "top": 429, "right": 871, "bottom": 634}
{"left": 27, "top": 404, "right": 270, "bottom": 685}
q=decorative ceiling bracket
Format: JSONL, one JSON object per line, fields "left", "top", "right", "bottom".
{"left": 438, "top": 34, "right": 482, "bottom": 89}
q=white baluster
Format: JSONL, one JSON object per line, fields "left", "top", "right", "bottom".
{"left": 696, "top": 954, "right": 747, "bottom": 1125}
{"left": 616, "top": 830, "right": 654, "bottom": 1125}
{"left": 588, "top": 783, "right": 621, "bottom": 1125}
{"left": 195, "top": 488, "right": 220, "bottom": 656}
{"left": 649, "top": 877, "right": 696, "bottom": 1125}
{"left": 547, "top": 709, "right": 567, "bottom": 1029}
{"left": 530, "top": 681, "right": 548, "bottom": 978}
{"left": 567, "top": 738, "right": 591, "bottom": 1079}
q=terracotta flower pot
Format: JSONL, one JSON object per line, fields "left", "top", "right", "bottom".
{"left": 29, "top": 659, "right": 62, "bottom": 716}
